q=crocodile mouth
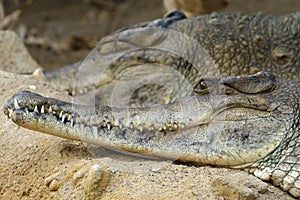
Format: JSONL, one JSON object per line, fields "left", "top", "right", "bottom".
{"left": 4, "top": 96, "right": 78, "bottom": 127}
{"left": 3, "top": 91, "right": 85, "bottom": 134}
{"left": 4, "top": 91, "right": 271, "bottom": 133}
{"left": 4, "top": 90, "right": 283, "bottom": 167}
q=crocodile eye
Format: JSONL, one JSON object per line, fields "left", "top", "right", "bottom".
{"left": 193, "top": 80, "right": 211, "bottom": 95}
{"left": 199, "top": 80, "right": 208, "bottom": 90}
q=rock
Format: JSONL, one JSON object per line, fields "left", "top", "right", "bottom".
{"left": 163, "top": 0, "right": 228, "bottom": 17}
{"left": 0, "top": 30, "right": 40, "bottom": 73}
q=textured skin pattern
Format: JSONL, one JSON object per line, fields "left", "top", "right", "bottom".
{"left": 3, "top": 12, "right": 300, "bottom": 197}
{"left": 166, "top": 12, "right": 299, "bottom": 80}
{"left": 44, "top": 12, "right": 299, "bottom": 95}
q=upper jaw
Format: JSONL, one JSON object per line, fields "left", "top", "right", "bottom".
{"left": 3, "top": 91, "right": 76, "bottom": 124}
{"left": 3, "top": 89, "right": 273, "bottom": 130}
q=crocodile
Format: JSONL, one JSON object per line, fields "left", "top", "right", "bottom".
{"left": 3, "top": 11, "right": 300, "bottom": 197}
{"left": 43, "top": 11, "right": 299, "bottom": 95}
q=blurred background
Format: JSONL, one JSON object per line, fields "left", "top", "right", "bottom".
{"left": 0, "top": 0, "right": 299, "bottom": 70}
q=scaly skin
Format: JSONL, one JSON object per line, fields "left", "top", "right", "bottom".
{"left": 3, "top": 11, "right": 300, "bottom": 197}
{"left": 43, "top": 12, "right": 300, "bottom": 95}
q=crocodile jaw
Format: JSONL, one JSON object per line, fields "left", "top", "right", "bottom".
{"left": 4, "top": 90, "right": 287, "bottom": 167}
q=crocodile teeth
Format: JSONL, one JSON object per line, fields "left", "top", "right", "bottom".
{"left": 163, "top": 125, "right": 167, "bottom": 131}
{"left": 59, "top": 111, "right": 63, "bottom": 118}
{"left": 8, "top": 108, "right": 13, "bottom": 118}
{"left": 107, "top": 122, "right": 111, "bottom": 130}
{"left": 70, "top": 118, "right": 74, "bottom": 127}
{"left": 173, "top": 123, "right": 178, "bottom": 129}
{"left": 62, "top": 114, "right": 66, "bottom": 123}
{"left": 48, "top": 106, "right": 53, "bottom": 113}
{"left": 67, "top": 115, "right": 72, "bottom": 121}
{"left": 14, "top": 99, "right": 20, "bottom": 109}
{"left": 34, "top": 105, "right": 39, "bottom": 113}
{"left": 41, "top": 105, "right": 45, "bottom": 114}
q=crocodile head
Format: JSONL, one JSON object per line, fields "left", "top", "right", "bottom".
{"left": 3, "top": 72, "right": 300, "bottom": 167}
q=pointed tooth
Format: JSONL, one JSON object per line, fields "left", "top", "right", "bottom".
{"left": 14, "top": 99, "right": 20, "bottom": 109}
{"left": 62, "top": 114, "right": 66, "bottom": 122}
{"left": 67, "top": 115, "right": 72, "bottom": 121}
{"left": 173, "top": 123, "right": 178, "bottom": 129}
{"left": 163, "top": 125, "right": 167, "bottom": 131}
{"left": 34, "top": 105, "right": 39, "bottom": 113}
{"left": 107, "top": 122, "right": 111, "bottom": 130}
{"left": 41, "top": 105, "right": 45, "bottom": 114}
{"left": 59, "top": 111, "right": 63, "bottom": 118}
{"left": 139, "top": 126, "right": 143, "bottom": 132}
{"left": 70, "top": 118, "right": 74, "bottom": 127}
{"left": 48, "top": 106, "right": 53, "bottom": 113}
{"left": 8, "top": 108, "right": 13, "bottom": 118}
